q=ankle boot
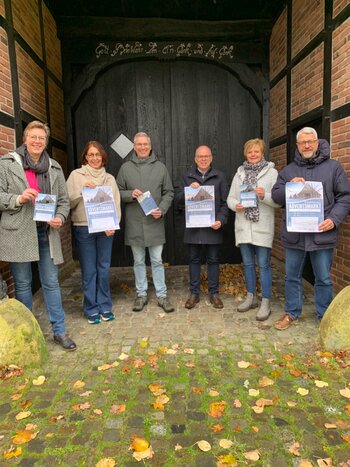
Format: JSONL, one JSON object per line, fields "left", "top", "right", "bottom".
{"left": 237, "top": 292, "right": 258, "bottom": 312}
{"left": 256, "top": 298, "right": 271, "bottom": 321}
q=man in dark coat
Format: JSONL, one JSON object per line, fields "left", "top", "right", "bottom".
{"left": 176, "top": 145, "right": 229, "bottom": 309}
{"left": 271, "top": 127, "right": 350, "bottom": 330}
{"left": 117, "top": 132, "right": 175, "bottom": 313}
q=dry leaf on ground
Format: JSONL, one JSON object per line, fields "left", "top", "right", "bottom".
{"left": 289, "top": 441, "right": 301, "bottom": 456}
{"left": 73, "top": 380, "right": 85, "bottom": 389}
{"left": 110, "top": 404, "right": 126, "bottom": 414}
{"left": 95, "top": 458, "right": 116, "bottom": 467}
{"left": 32, "top": 375, "right": 46, "bottom": 386}
{"left": 197, "top": 440, "right": 211, "bottom": 451}
{"left": 132, "top": 446, "right": 154, "bottom": 461}
{"left": 315, "top": 380, "right": 329, "bottom": 388}
{"left": 3, "top": 446, "right": 22, "bottom": 459}
{"left": 248, "top": 389, "right": 260, "bottom": 397}
{"left": 219, "top": 439, "right": 233, "bottom": 449}
{"left": 339, "top": 388, "right": 350, "bottom": 399}
{"left": 237, "top": 361, "right": 251, "bottom": 368}
{"left": 244, "top": 450, "right": 260, "bottom": 461}
{"left": 258, "top": 376, "right": 274, "bottom": 387}
{"left": 217, "top": 453, "right": 238, "bottom": 466}
{"left": 209, "top": 389, "right": 220, "bottom": 397}
{"left": 15, "top": 411, "right": 31, "bottom": 420}
{"left": 209, "top": 401, "right": 226, "bottom": 417}
{"left": 316, "top": 458, "right": 333, "bottom": 466}
{"left": 297, "top": 388, "right": 309, "bottom": 396}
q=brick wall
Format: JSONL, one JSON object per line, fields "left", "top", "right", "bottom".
{"left": 333, "top": 0, "right": 349, "bottom": 17}
{"left": 291, "top": 43, "right": 324, "bottom": 120}
{"left": 0, "top": 28, "right": 14, "bottom": 116}
{"left": 0, "top": 1, "right": 72, "bottom": 296}
{"left": 270, "top": 0, "right": 350, "bottom": 294}
{"left": 12, "top": 0, "right": 42, "bottom": 59}
{"left": 291, "top": 0, "right": 325, "bottom": 58}
{"left": 269, "top": 7, "right": 287, "bottom": 80}
{"left": 270, "top": 78, "right": 287, "bottom": 141}
{"left": 331, "top": 17, "right": 350, "bottom": 111}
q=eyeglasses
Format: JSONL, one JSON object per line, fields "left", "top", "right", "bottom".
{"left": 134, "top": 143, "right": 150, "bottom": 147}
{"left": 28, "top": 135, "right": 46, "bottom": 142}
{"left": 297, "top": 140, "right": 318, "bottom": 146}
{"left": 196, "top": 155, "right": 211, "bottom": 159}
{"left": 86, "top": 153, "right": 102, "bottom": 159}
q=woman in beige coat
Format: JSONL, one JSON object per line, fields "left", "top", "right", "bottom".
{"left": 67, "top": 141, "right": 121, "bottom": 324}
{"left": 227, "top": 138, "right": 279, "bottom": 321}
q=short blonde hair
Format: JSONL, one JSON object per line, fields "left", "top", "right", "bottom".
{"left": 23, "top": 120, "right": 50, "bottom": 143}
{"left": 243, "top": 138, "right": 265, "bottom": 158}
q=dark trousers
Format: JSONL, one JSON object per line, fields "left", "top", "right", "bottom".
{"left": 188, "top": 243, "right": 220, "bottom": 296}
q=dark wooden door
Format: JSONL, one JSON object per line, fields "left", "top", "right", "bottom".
{"left": 72, "top": 59, "right": 261, "bottom": 266}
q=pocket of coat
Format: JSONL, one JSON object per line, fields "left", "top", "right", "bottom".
{"left": 0, "top": 212, "right": 22, "bottom": 230}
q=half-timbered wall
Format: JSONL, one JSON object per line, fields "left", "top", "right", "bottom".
{"left": 0, "top": 0, "right": 70, "bottom": 294}
{"left": 269, "top": 0, "right": 350, "bottom": 291}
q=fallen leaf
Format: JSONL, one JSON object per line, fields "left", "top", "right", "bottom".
{"left": 209, "top": 401, "right": 226, "bottom": 417}
{"left": 192, "top": 387, "right": 203, "bottom": 394}
{"left": 32, "top": 375, "right": 46, "bottom": 386}
{"left": 110, "top": 404, "right": 126, "bottom": 414}
{"left": 152, "top": 402, "right": 164, "bottom": 410}
{"left": 49, "top": 415, "right": 64, "bottom": 422}
{"left": 248, "top": 389, "right": 260, "bottom": 397}
{"left": 217, "top": 453, "right": 238, "bottom": 466}
{"left": 316, "top": 458, "right": 333, "bottom": 466}
{"left": 134, "top": 359, "right": 145, "bottom": 369}
{"left": 287, "top": 401, "right": 297, "bottom": 407}
{"left": 96, "top": 458, "right": 116, "bottom": 467}
{"left": 282, "top": 354, "right": 294, "bottom": 360}
{"left": 118, "top": 352, "right": 129, "bottom": 361}
{"left": 132, "top": 446, "right": 154, "bottom": 461}
{"left": 341, "top": 435, "right": 350, "bottom": 444}
{"left": 131, "top": 436, "right": 149, "bottom": 452}
{"left": 165, "top": 349, "right": 177, "bottom": 355}
{"left": 219, "top": 439, "right": 233, "bottom": 449}
{"left": 11, "top": 393, "right": 22, "bottom": 401}
{"left": 335, "top": 420, "right": 350, "bottom": 429}
{"left": 2, "top": 446, "right": 22, "bottom": 459}
{"left": 339, "top": 388, "right": 350, "bottom": 399}
{"left": 79, "top": 402, "right": 91, "bottom": 410}
{"left": 45, "top": 433, "right": 54, "bottom": 438}
{"left": 184, "top": 348, "right": 194, "bottom": 354}
{"left": 297, "top": 388, "right": 309, "bottom": 396}
{"left": 80, "top": 391, "right": 92, "bottom": 397}
{"left": 237, "top": 360, "right": 251, "bottom": 368}
{"left": 94, "top": 409, "right": 103, "bottom": 415}
{"left": 251, "top": 405, "right": 264, "bottom": 414}
{"left": 252, "top": 426, "right": 259, "bottom": 432}
{"left": 174, "top": 443, "right": 182, "bottom": 450}
{"left": 73, "top": 380, "right": 85, "bottom": 389}
{"left": 185, "top": 362, "right": 195, "bottom": 368}
{"left": 98, "top": 362, "right": 119, "bottom": 371}
{"left": 256, "top": 398, "right": 274, "bottom": 407}
{"left": 299, "top": 461, "right": 312, "bottom": 467}
{"left": 197, "top": 440, "right": 211, "bottom": 451}
{"left": 155, "top": 394, "right": 170, "bottom": 405}
{"left": 324, "top": 423, "right": 337, "bottom": 429}
{"left": 290, "top": 369, "right": 302, "bottom": 377}
{"left": 244, "top": 450, "right": 260, "bottom": 461}
{"left": 315, "top": 380, "right": 329, "bottom": 388}
{"left": 232, "top": 424, "right": 241, "bottom": 432}
{"left": 234, "top": 399, "right": 242, "bottom": 408}
{"left": 258, "top": 376, "right": 274, "bottom": 387}
{"left": 148, "top": 384, "right": 166, "bottom": 396}
{"left": 16, "top": 411, "right": 31, "bottom": 420}
{"left": 209, "top": 389, "right": 220, "bottom": 397}
{"left": 289, "top": 441, "right": 301, "bottom": 456}
{"left": 211, "top": 424, "right": 224, "bottom": 432}
{"left": 20, "top": 400, "right": 32, "bottom": 409}
{"left": 12, "top": 429, "right": 38, "bottom": 445}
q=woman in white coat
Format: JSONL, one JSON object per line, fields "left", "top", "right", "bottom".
{"left": 227, "top": 138, "right": 279, "bottom": 320}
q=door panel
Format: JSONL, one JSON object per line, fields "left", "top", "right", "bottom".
{"left": 72, "top": 59, "right": 262, "bottom": 266}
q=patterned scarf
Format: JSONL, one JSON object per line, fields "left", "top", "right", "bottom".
{"left": 243, "top": 158, "right": 268, "bottom": 222}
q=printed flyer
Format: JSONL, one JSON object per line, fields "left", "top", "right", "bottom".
{"left": 82, "top": 186, "right": 119, "bottom": 233}
{"left": 286, "top": 181, "right": 324, "bottom": 232}
{"left": 185, "top": 185, "right": 215, "bottom": 228}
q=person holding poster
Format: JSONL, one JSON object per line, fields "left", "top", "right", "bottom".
{"left": 227, "top": 138, "right": 279, "bottom": 320}
{"left": 66, "top": 141, "right": 121, "bottom": 324}
{"left": 272, "top": 127, "right": 350, "bottom": 330}
{"left": 0, "top": 120, "right": 76, "bottom": 351}
{"left": 116, "top": 132, "right": 175, "bottom": 313}
{"left": 176, "top": 145, "right": 228, "bottom": 309}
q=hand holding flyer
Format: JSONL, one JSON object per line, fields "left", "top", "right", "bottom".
{"left": 137, "top": 191, "right": 158, "bottom": 215}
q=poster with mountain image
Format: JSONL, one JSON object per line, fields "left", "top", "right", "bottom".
{"left": 82, "top": 186, "right": 119, "bottom": 233}
{"left": 33, "top": 194, "right": 57, "bottom": 221}
{"left": 185, "top": 185, "right": 215, "bottom": 228}
{"left": 286, "top": 181, "right": 324, "bottom": 232}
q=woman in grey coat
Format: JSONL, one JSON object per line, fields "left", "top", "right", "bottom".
{"left": 0, "top": 121, "right": 76, "bottom": 351}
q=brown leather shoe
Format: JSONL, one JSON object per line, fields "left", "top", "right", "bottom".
{"left": 209, "top": 295, "right": 223, "bottom": 309}
{"left": 274, "top": 313, "right": 298, "bottom": 330}
{"left": 185, "top": 294, "right": 200, "bottom": 309}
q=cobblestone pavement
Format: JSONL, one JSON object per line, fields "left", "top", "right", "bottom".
{"left": 1, "top": 260, "right": 350, "bottom": 466}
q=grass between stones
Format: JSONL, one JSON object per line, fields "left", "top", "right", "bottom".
{"left": 0, "top": 340, "right": 350, "bottom": 466}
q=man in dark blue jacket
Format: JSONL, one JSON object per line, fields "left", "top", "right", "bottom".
{"left": 176, "top": 145, "right": 229, "bottom": 309}
{"left": 272, "top": 127, "right": 350, "bottom": 330}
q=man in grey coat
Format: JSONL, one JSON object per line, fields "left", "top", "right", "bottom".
{"left": 116, "top": 132, "right": 175, "bottom": 312}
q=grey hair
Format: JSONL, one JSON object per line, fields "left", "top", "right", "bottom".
{"left": 296, "top": 127, "right": 318, "bottom": 142}
{"left": 23, "top": 120, "right": 50, "bottom": 143}
{"left": 133, "top": 132, "right": 151, "bottom": 144}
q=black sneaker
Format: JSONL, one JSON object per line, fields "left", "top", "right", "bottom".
{"left": 87, "top": 314, "right": 101, "bottom": 324}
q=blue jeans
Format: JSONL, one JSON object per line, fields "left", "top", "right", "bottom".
{"left": 188, "top": 243, "right": 220, "bottom": 296}
{"left": 131, "top": 244, "right": 167, "bottom": 298}
{"left": 11, "top": 225, "right": 66, "bottom": 336}
{"left": 285, "top": 247, "right": 333, "bottom": 320}
{"left": 74, "top": 226, "right": 114, "bottom": 317}
{"left": 239, "top": 244, "right": 272, "bottom": 299}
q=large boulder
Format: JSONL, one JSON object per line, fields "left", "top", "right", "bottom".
{"left": 320, "top": 286, "right": 350, "bottom": 352}
{"left": 0, "top": 298, "right": 48, "bottom": 366}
